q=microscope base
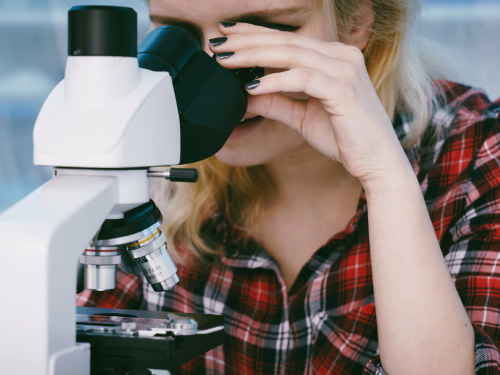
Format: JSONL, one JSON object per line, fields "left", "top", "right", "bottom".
{"left": 49, "top": 343, "right": 90, "bottom": 375}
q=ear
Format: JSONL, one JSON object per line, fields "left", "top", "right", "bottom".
{"left": 344, "top": 0, "right": 375, "bottom": 50}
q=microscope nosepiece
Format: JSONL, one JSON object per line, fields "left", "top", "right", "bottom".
{"left": 81, "top": 200, "right": 180, "bottom": 293}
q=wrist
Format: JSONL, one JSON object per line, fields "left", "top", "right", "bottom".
{"left": 360, "top": 156, "right": 419, "bottom": 200}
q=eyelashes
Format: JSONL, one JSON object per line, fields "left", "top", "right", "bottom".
{"left": 247, "top": 21, "right": 300, "bottom": 32}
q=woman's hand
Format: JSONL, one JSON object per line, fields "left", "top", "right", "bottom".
{"left": 211, "top": 24, "right": 478, "bottom": 374}
{"left": 210, "top": 22, "right": 410, "bottom": 186}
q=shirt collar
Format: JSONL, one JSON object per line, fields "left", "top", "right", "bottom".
{"left": 217, "top": 191, "right": 368, "bottom": 270}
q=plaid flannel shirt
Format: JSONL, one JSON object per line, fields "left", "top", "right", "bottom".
{"left": 77, "top": 81, "right": 500, "bottom": 374}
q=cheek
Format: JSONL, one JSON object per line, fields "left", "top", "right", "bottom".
{"left": 304, "top": 9, "right": 336, "bottom": 42}
{"left": 215, "top": 119, "right": 306, "bottom": 166}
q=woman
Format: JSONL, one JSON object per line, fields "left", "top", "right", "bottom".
{"left": 78, "top": 0, "right": 500, "bottom": 373}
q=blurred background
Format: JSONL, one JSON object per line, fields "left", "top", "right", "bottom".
{"left": 1, "top": 0, "right": 499, "bottom": 212}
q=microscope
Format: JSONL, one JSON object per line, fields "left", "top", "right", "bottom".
{"left": 0, "top": 6, "right": 261, "bottom": 374}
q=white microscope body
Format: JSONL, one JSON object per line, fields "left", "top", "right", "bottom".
{"left": 0, "top": 5, "right": 249, "bottom": 372}
{"left": 0, "top": 55, "right": 179, "bottom": 375}
{"left": 0, "top": 31, "right": 180, "bottom": 375}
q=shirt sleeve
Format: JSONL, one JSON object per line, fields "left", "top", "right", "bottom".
{"left": 76, "top": 270, "right": 143, "bottom": 309}
{"left": 444, "top": 112, "right": 500, "bottom": 373}
{"left": 364, "top": 98, "right": 500, "bottom": 374}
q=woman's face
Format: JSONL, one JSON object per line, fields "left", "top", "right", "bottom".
{"left": 149, "top": 0, "right": 332, "bottom": 167}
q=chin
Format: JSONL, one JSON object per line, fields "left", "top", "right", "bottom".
{"left": 214, "top": 146, "right": 268, "bottom": 167}
{"left": 215, "top": 138, "right": 308, "bottom": 168}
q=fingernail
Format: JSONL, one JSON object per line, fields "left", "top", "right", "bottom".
{"left": 209, "top": 37, "right": 228, "bottom": 47}
{"left": 221, "top": 21, "right": 236, "bottom": 28}
{"left": 216, "top": 52, "right": 235, "bottom": 59}
{"left": 245, "top": 80, "right": 261, "bottom": 90}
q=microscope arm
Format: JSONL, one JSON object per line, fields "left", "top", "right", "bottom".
{"left": 0, "top": 174, "right": 120, "bottom": 374}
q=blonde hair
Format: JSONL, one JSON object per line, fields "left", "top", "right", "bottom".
{"left": 152, "top": 0, "right": 443, "bottom": 263}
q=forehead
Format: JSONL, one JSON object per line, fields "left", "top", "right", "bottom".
{"left": 149, "top": 0, "right": 312, "bottom": 22}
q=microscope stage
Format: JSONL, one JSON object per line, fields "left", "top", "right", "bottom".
{"left": 77, "top": 307, "right": 224, "bottom": 373}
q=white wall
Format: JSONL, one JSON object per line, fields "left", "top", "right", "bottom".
{"left": 419, "top": 2, "right": 500, "bottom": 99}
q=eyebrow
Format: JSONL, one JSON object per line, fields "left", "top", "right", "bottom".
{"left": 149, "top": 6, "right": 307, "bottom": 31}
{"left": 149, "top": 15, "right": 204, "bottom": 44}
{"left": 232, "top": 7, "right": 307, "bottom": 21}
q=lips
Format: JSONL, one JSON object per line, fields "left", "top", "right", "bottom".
{"left": 228, "top": 115, "right": 264, "bottom": 140}
{"left": 239, "top": 114, "right": 261, "bottom": 125}
{"left": 239, "top": 116, "right": 261, "bottom": 125}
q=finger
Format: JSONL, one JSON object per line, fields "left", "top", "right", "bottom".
{"left": 247, "top": 93, "right": 308, "bottom": 134}
{"left": 215, "top": 22, "right": 364, "bottom": 64}
{"left": 246, "top": 69, "right": 352, "bottom": 111}
{"left": 215, "top": 44, "right": 355, "bottom": 79}
{"left": 247, "top": 94, "right": 332, "bottom": 141}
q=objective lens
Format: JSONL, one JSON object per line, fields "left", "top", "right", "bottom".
{"left": 81, "top": 200, "right": 179, "bottom": 293}
{"left": 79, "top": 246, "right": 121, "bottom": 291}
{"left": 126, "top": 229, "right": 179, "bottom": 292}
{"left": 118, "top": 246, "right": 142, "bottom": 275}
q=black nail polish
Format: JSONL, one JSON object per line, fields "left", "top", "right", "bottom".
{"left": 217, "top": 52, "right": 235, "bottom": 59}
{"left": 209, "top": 37, "right": 228, "bottom": 47}
{"left": 245, "top": 80, "right": 261, "bottom": 90}
{"left": 220, "top": 21, "right": 236, "bottom": 27}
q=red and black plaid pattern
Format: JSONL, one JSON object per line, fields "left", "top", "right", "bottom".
{"left": 78, "top": 81, "right": 500, "bottom": 374}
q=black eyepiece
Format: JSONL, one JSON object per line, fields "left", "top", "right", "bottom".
{"left": 137, "top": 26, "right": 249, "bottom": 164}
{"left": 68, "top": 6, "right": 137, "bottom": 57}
